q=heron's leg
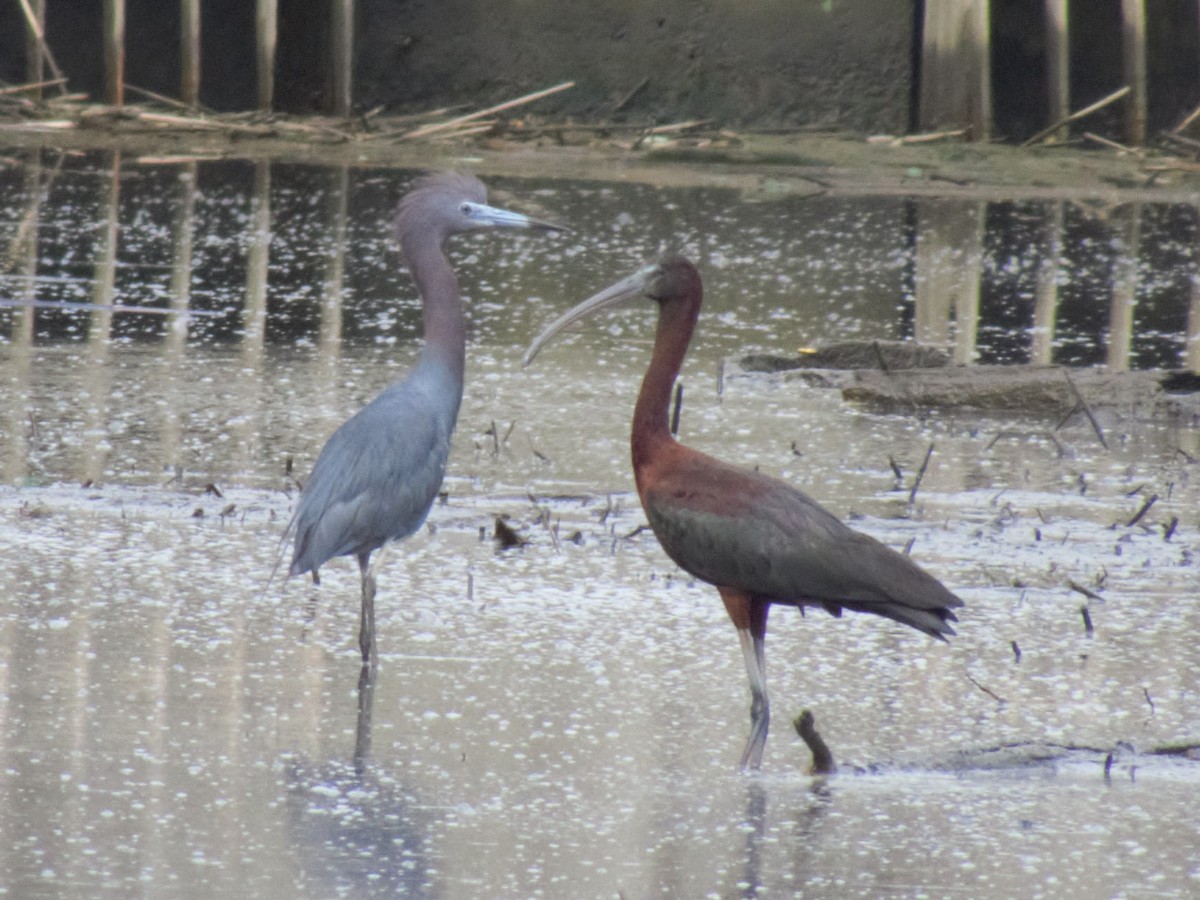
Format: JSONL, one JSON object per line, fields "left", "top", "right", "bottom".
{"left": 720, "top": 587, "right": 771, "bottom": 771}
{"left": 354, "top": 660, "right": 377, "bottom": 774}
{"left": 357, "top": 550, "right": 378, "bottom": 668}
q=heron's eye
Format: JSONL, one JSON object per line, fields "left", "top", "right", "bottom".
{"left": 460, "top": 202, "right": 473, "bottom": 215}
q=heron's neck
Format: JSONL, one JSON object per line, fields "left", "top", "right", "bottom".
{"left": 404, "top": 238, "right": 466, "bottom": 382}
{"left": 632, "top": 295, "right": 700, "bottom": 472}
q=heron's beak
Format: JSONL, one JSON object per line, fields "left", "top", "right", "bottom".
{"left": 523, "top": 263, "right": 658, "bottom": 367}
{"left": 473, "top": 202, "right": 569, "bottom": 233}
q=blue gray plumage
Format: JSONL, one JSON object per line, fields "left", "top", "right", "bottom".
{"left": 281, "top": 172, "right": 562, "bottom": 664}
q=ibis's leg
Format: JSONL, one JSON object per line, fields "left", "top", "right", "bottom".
{"left": 357, "top": 550, "right": 378, "bottom": 667}
{"left": 719, "top": 588, "right": 771, "bottom": 770}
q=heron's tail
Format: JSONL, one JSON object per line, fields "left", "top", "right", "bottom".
{"left": 258, "top": 507, "right": 299, "bottom": 602}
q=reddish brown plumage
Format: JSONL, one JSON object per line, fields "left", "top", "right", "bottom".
{"left": 525, "top": 256, "right": 963, "bottom": 769}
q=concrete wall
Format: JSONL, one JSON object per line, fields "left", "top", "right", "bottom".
{"left": 355, "top": 0, "right": 915, "bottom": 132}
{"left": 1, "top": 0, "right": 915, "bottom": 132}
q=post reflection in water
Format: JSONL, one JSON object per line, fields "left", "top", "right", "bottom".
{"left": 1031, "top": 201, "right": 1064, "bottom": 366}
{"left": 318, "top": 166, "right": 350, "bottom": 372}
{"left": 160, "top": 161, "right": 198, "bottom": 474}
{"left": 82, "top": 151, "right": 121, "bottom": 485}
{"left": 2, "top": 155, "right": 41, "bottom": 482}
{"left": 912, "top": 199, "right": 984, "bottom": 365}
{"left": 1107, "top": 204, "right": 1141, "bottom": 373}
{"left": 235, "top": 161, "right": 273, "bottom": 475}
{"left": 1189, "top": 248, "right": 1200, "bottom": 374}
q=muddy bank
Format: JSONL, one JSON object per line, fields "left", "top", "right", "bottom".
{"left": 6, "top": 115, "right": 1200, "bottom": 205}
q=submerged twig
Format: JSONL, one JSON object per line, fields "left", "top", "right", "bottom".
{"left": 1125, "top": 493, "right": 1158, "bottom": 528}
{"left": 908, "top": 443, "right": 935, "bottom": 504}
{"left": 965, "top": 673, "right": 1006, "bottom": 704}
{"left": 1062, "top": 370, "right": 1108, "bottom": 449}
{"left": 793, "top": 710, "right": 836, "bottom": 775}
{"left": 1069, "top": 579, "right": 1105, "bottom": 604}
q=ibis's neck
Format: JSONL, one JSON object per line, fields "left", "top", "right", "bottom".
{"left": 632, "top": 294, "right": 700, "bottom": 473}
{"left": 404, "top": 235, "right": 466, "bottom": 383}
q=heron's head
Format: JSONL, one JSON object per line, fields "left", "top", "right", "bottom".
{"left": 394, "top": 172, "right": 566, "bottom": 245}
{"left": 522, "top": 256, "right": 701, "bottom": 366}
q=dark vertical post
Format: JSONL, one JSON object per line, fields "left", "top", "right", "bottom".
{"left": 331, "top": 0, "right": 355, "bottom": 117}
{"left": 256, "top": 0, "right": 278, "bottom": 111}
{"left": 1044, "top": 0, "right": 1069, "bottom": 141}
{"left": 103, "top": 0, "right": 126, "bottom": 105}
{"left": 181, "top": 0, "right": 201, "bottom": 107}
{"left": 1120, "top": 0, "right": 1147, "bottom": 145}
{"left": 24, "top": 0, "right": 45, "bottom": 98}
{"left": 919, "top": 0, "right": 992, "bottom": 140}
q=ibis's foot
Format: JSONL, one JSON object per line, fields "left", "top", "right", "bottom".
{"left": 738, "top": 693, "right": 769, "bottom": 771}
{"left": 793, "top": 709, "right": 836, "bottom": 775}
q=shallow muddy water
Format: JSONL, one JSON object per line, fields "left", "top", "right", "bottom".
{"left": 1, "top": 150, "right": 1198, "bottom": 897}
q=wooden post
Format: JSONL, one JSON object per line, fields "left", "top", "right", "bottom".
{"left": 919, "top": 0, "right": 992, "bottom": 140}
{"left": 1044, "top": 0, "right": 1069, "bottom": 141}
{"left": 23, "top": 0, "right": 45, "bottom": 99}
{"left": 256, "top": 0, "right": 278, "bottom": 111}
{"left": 1120, "top": 0, "right": 1147, "bottom": 145}
{"left": 181, "top": 0, "right": 201, "bottom": 107}
{"left": 103, "top": 0, "right": 126, "bottom": 105}
{"left": 331, "top": 0, "right": 355, "bottom": 117}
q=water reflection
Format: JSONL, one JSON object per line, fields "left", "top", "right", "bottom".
{"left": 283, "top": 666, "right": 435, "bottom": 897}
{"left": 0, "top": 148, "right": 1198, "bottom": 898}
{"left": 2, "top": 151, "right": 1200, "bottom": 374}
{"left": 912, "top": 198, "right": 984, "bottom": 364}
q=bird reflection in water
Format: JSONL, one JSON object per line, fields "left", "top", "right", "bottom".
{"left": 284, "top": 667, "right": 438, "bottom": 897}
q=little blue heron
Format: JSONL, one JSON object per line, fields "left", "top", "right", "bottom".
{"left": 284, "top": 172, "right": 563, "bottom": 667}
{"left": 524, "top": 257, "right": 963, "bottom": 769}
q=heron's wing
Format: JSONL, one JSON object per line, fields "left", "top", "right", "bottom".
{"left": 640, "top": 447, "right": 961, "bottom": 636}
{"left": 288, "top": 379, "right": 458, "bottom": 577}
